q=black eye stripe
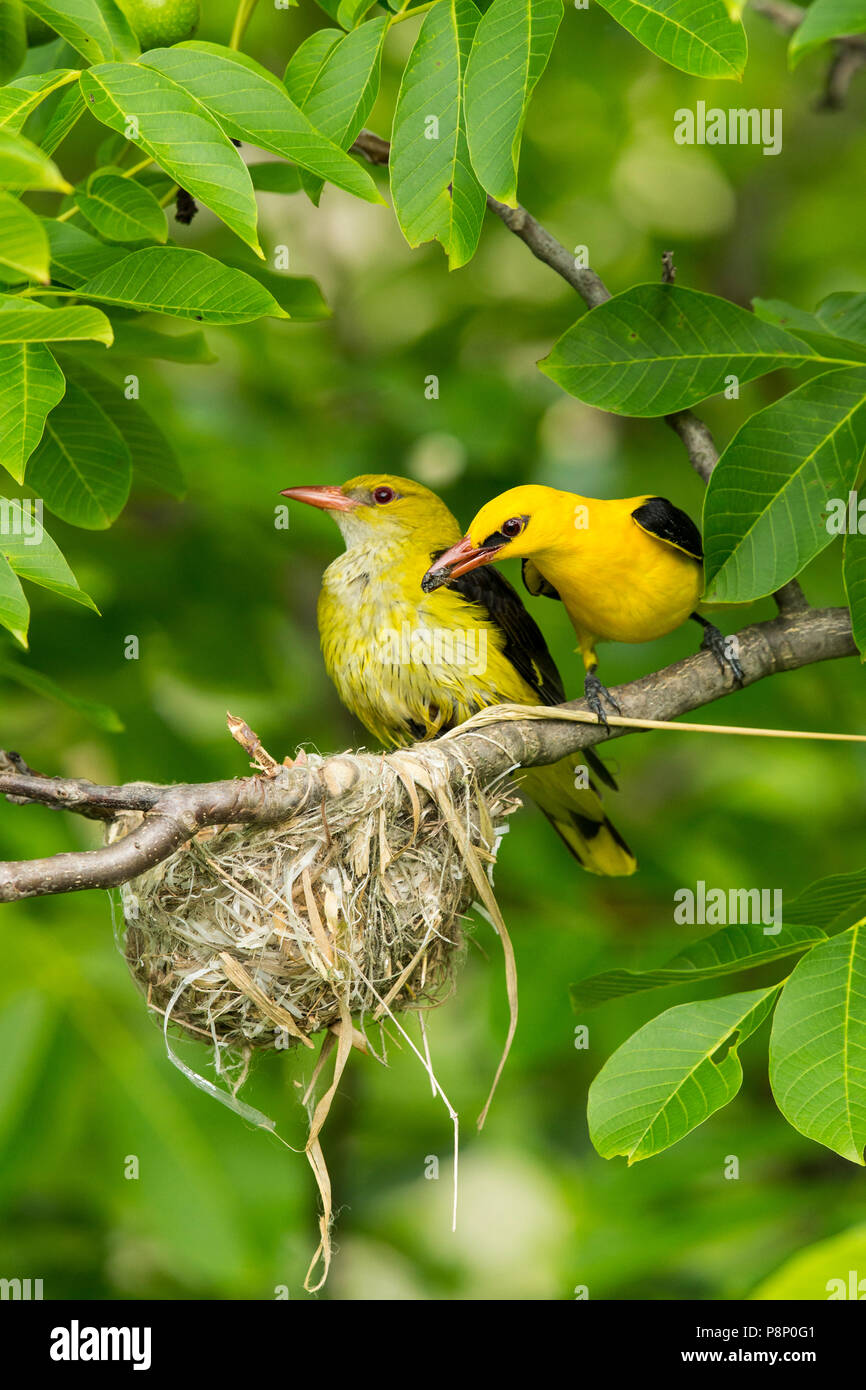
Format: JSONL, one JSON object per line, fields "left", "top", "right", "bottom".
{"left": 481, "top": 515, "right": 528, "bottom": 547}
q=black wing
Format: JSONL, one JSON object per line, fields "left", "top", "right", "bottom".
{"left": 521, "top": 558, "right": 562, "bottom": 601}
{"left": 631, "top": 496, "right": 703, "bottom": 560}
{"left": 438, "top": 556, "right": 618, "bottom": 791}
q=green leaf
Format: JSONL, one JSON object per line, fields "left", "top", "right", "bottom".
{"left": 248, "top": 162, "right": 304, "bottom": 195}
{"left": 0, "top": 1, "right": 26, "bottom": 84}
{"left": 60, "top": 358, "right": 185, "bottom": 498}
{"left": 0, "top": 69, "right": 79, "bottom": 132}
{"left": 0, "top": 499, "right": 96, "bottom": 608}
{"left": 95, "top": 0, "right": 140, "bottom": 60}
{"left": 80, "top": 62, "right": 262, "bottom": 256}
{"left": 464, "top": 0, "right": 562, "bottom": 207}
{"left": 392, "top": 0, "right": 486, "bottom": 268}
{"left": 752, "top": 294, "right": 866, "bottom": 369}
{"left": 0, "top": 550, "right": 29, "bottom": 644}
{"left": 588, "top": 985, "right": 780, "bottom": 1163}
{"left": 789, "top": 0, "right": 866, "bottom": 67}
{"left": 595, "top": 0, "right": 747, "bottom": 79}
{"left": 570, "top": 923, "right": 825, "bottom": 1012}
{"left": 540, "top": 284, "right": 827, "bottom": 417}
{"left": 222, "top": 260, "right": 329, "bottom": 321}
{"left": 0, "top": 194, "right": 49, "bottom": 282}
{"left": 139, "top": 42, "right": 383, "bottom": 206}
{"left": 76, "top": 246, "right": 289, "bottom": 324}
{"left": 751, "top": 296, "right": 824, "bottom": 337}
{"left": 844, "top": 526, "right": 866, "bottom": 659}
{"left": 45, "top": 219, "right": 126, "bottom": 286}
{"left": 336, "top": 0, "right": 378, "bottom": 27}
{"left": 751, "top": 1223, "right": 866, "bottom": 1299}
{"left": 702, "top": 367, "right": 866, "bottom": 602}
{"left": 312, "top": 0, "right": 345, "bottom": 21}
{"left": 299, "top": 16, "right": 387, "bottom": 204}
{"left": 0, "top": 341, "right": 65, "bottom": 482}
{"left": 283, "top": 28, "right": 343, "bottom": 102}
{"left": 0, "top": 302, "right": 113, "bottom": 346}
{"left": 22, "top": 0, "right": 114, "bottom": 62}
{"left": 75, "top": 167, "right": 168, "bottom": 243}
{"left": 0, "top": 131, "right": 70, "bottom": 192}
{"left": 0, "top": 659, "right": 122, "bottom": 730}
{"left": 752, "top": 294, "right": 866, "bottom": 365}
{"left": 785, "top": 867, "right": 866, "bottom": 929}
{"left": 39, "top": 83, "right": 87, "bottom": 159}
{"left": 26, "top": 378, "right": 132, "bottom": 528}
{"left": 815, "top": 291, "right": 866, "bottom": 347}
{"left": 770, "top": 922, "right": 866, "bottom": 1164}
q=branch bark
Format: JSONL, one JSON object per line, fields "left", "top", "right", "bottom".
{"left": 0, "top": 604, "right": 854, "bottom": 902}
{"left": 352, "top": 129, "right": 809, "bottom": 610}
{"left": 0, "top": 124, "right": 856, "bottom": 903}
{"left": 750, "top": 0, "right": 866, "bottom": 108}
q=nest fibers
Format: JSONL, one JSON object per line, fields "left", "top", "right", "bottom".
{"left": 113, "top": 741, "right": 519, "bottom": 1290}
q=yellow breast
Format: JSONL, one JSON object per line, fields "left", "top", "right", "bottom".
{"left": 318, "top": 543, "right": 540, "bottom": 745}
{"left": 533, "top": 497, "right": 703, "bottom": 647}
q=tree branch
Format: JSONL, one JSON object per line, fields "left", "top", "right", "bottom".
{"left": 1, "top": 120, "right": 854, "bottom": 903}
{"left": 749, "top": 0, "right": 805, "bottom": 32}
{"left": 749, "top": 0, "right": 866, "bottom": 108}
{"left": 0, "top": 605, "right": 854, "bottom": 903}
{"left": 816, "top": 39, "right": 866, "bottom": 109}
{"left": 353, "top": 130, "right": 721, "bottom": 486}
{"left": 352, "top": 128, "right": 807, "bottom": 616}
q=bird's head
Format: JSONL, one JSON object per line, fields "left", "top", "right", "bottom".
{"left": 281, "top": 474, "right": 460, "bottom": 550}
{"left": 421, "top": 485, "right": 562, "bottom": 591}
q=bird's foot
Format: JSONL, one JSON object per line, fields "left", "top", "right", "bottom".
{"left": 699, "top": 622, "right": 744, "bottom": 685}
{"left": 584, "top": 672, "right": 621, "bottom": 732}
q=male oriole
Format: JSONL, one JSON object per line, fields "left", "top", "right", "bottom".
{"left": 422, "top": 484, "right": 742, "bottom": 723}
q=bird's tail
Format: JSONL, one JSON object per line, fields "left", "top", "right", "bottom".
{"left": 519, "top": 755, "right": 636, "bottom": 876}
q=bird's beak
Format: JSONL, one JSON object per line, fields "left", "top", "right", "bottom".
{"left": 421, "top": 535, "right": 502, "bottom": 592}
{"left": 280, "top": 484, "right": 360, "bottom": 512}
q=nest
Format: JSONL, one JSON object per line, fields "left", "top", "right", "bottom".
{"left": 112, "top": 740, "right": 519, "bottom": 1290}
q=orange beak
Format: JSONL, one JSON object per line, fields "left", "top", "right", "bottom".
{"left": 280, "top": 484, "right": 359, "bottom": 512}
{"left": 421, "top": 534, "right": 503, "bottom": 593}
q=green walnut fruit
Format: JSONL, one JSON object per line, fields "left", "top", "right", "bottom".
{"left": 120, "top": 0, "right": 201, "bottom": 51}
{"left": 25, "top": 13, "right": 57, "bottom": 46}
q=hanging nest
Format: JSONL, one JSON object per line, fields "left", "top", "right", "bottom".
{"left": 111, "top": 738, "right": 519, "bottom": 1290}
{"left": 118, "top": 744, "right": 516, "bottom": 1053}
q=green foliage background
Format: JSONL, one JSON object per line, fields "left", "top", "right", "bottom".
{"left": 1, "top": 0, "right": 865, "bottom": 1299}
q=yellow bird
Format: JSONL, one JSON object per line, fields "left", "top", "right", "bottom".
{"left": 422, "top": 485, "right": 742, "bottom": 723}
{"left": 281, "top": 474, "right": 635, "bottom": 876}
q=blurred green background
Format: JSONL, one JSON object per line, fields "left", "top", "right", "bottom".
{"left": 1, "top": 0, "right": 865, "bottom": 1301}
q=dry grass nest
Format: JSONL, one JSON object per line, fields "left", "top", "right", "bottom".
{"left": 111, "top": 740, "right": 519, "bottom": 1291}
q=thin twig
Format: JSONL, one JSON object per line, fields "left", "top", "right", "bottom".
{"left": 351, "top": 128, "right": 808, "bottom": 612}
{"left": 750, "top": 0, "right": 866, "bottom": 108}
{"left": 1, "top": 113, "right": 857, "bottom": 904}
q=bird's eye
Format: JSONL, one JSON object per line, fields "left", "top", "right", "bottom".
{"left": 501, "top": 517, "right": 524, "bottom": 538}
{"left": 372, "top": 486, "right": 395, "bottom": 505}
